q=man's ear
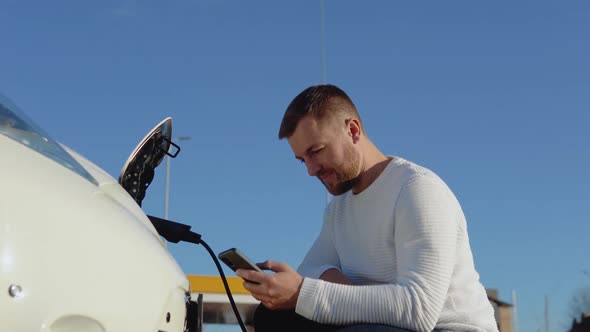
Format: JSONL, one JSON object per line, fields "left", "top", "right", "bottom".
{"left": 346, "top": 118, "right": 362, "bottom": 144}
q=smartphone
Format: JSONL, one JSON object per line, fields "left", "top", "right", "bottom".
{"left": 218, "top": 248, "right": 263, "bottom": 274}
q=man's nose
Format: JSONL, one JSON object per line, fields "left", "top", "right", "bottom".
{"left": 305, "top": 160, "right": 321, "bottom": 177}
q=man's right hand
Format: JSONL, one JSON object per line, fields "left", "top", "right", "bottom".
{"left": 238, "top": 260, "right": 303, "bottom": 311}
{"left": 320, "top": 268, "right": 353, "bottom": 285}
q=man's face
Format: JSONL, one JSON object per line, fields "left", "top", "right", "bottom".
{"left": 287, "top": 115, "right": 361, "bottom": 195}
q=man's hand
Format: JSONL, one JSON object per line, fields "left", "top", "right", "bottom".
{"left": 320, "top": 268, "right": 353, "bottom": 285}
{"left": 236, "top": 260, "right": 303, "bottom": 310}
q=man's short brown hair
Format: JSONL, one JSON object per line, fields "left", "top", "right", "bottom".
{"left": 278, "top": 84, "right": 362, "bottom": 139}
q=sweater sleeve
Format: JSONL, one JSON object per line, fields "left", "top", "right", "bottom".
{"left": 297, "top": 204, "right": 341, "bottom": 279}
{"left": 295, "top": 174, "right": 459, "bottom": 332}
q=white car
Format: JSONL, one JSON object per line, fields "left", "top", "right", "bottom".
{"left": 0, "top": 94, "right": 200, "bottom": 332}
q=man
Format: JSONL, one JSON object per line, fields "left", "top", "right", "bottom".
{"left": 237, "top": 84, "right": 498, "bottom": 332}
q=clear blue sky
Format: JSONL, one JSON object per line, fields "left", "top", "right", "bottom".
{"left": 1, "top": 1, "right": 589, "bottom": 332}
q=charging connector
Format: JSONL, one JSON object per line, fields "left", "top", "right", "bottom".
{"left": 147, "top": 215, "right": 248, "bottom": 332}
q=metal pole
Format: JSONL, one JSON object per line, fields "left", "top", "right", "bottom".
{"left": 512, "top": 289, "right": 518, "bottom": 332}
{"left": 320, "top": 0, "right": 331, "bottom": 205}
{"left": 164, "top": 155, "right": 171, "bottom": 219}
{"left": 320, "top": 0, "right": 328, "bottom": 85}
{"left": 545, "top": 295, "right": 550, "bottom": 332}
{"left": 164, "top": 136, "right": 191, "bottom": 220}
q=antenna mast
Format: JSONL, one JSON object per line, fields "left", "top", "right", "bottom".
{"left": 512, "top": 289, "right": 519, "bottom": 332}
{"left": 320, "top": 0, "right": 331, "bottom": 205}
{"left": 320, "top": 0, "right": 328, "bottom": 84}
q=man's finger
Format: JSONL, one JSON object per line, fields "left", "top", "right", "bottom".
{"left": 236, "top": 269, "right": 265, "bottom": 283}
{"left": 258, "top": 260, "right": 291, "bottom": 273}
{"left": 242, "top": 279, "right": 267, "bottom": 294}
{"left": 256, "top": 260, "right": 272, "bottom": 270}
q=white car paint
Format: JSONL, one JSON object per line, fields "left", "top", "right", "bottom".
{"left": 0, "top": 96, "right": 190, "bottom": 332}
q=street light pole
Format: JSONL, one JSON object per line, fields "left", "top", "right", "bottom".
{"left": 164, "top": 136, "right": 191, "bottom": 219}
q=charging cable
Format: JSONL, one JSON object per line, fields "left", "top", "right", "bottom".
{"left": 148, "top": 215, "right": 248, "bottom": 332}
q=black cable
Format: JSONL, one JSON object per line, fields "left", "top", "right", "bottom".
{"left": 199, "top": 238, "right": 248, "bottom": 332}
{"left": 146, "top": 215, "right": 249, "bottom": 331}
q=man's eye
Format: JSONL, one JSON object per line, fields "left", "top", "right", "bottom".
{"left": 311, "top": 148, "right": 323, "bottom": 155}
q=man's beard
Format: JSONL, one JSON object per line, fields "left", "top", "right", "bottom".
{"left": 322, "top": 177, "right": 355, "bottom": 196}
{"left": 319, "top": 145, "right": 361, "bottom": 196}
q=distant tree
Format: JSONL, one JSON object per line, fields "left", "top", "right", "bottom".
{"left": 569, "top": 287, "right": 590, "bottom": 321}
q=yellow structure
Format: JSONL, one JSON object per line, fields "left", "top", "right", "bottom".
{"left": 188, "top": 275, "right": 259, "bottom": 328}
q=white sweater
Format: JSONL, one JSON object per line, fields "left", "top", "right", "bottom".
{"left": 295, "top": 157, "right": 498, "bottom": 332}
